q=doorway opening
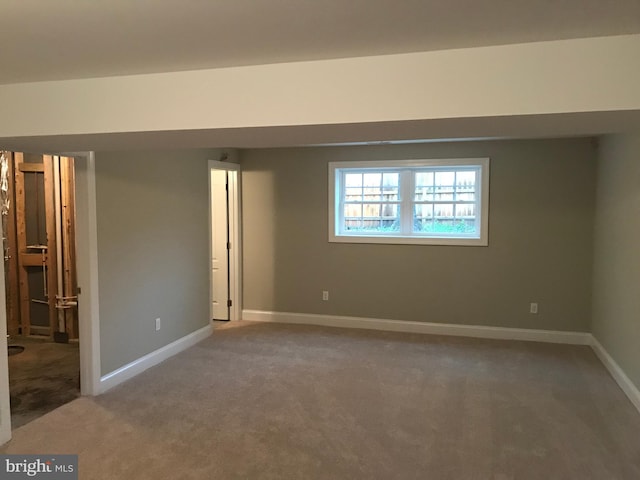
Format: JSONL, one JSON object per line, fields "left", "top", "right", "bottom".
{"left": 209, "top": 160, "right": 241, "bottom": 322}
{"left": 1, "top": 151, "right": 79, "bottom": 428}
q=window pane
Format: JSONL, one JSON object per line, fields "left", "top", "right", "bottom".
{"left": 363, "top": 204, "right": 380, "bottom": 218}
{"left": 344, "top": 204, "right": 361, "bottom": 219}
{"left": 361, "top": 220, "right": 381, "bottom": 231}
{"left": 363, "top": 188, "right": 381, "bottom": 201}
{"left": 415, "top": 171, "right": 433, "bottom": 186}
{"left": 381, "top": 203, "right": 398, "bottom": 218}
{"left": 433, "top": 219, "right": 476, "bottom": 234}
{"left": 383, "top": 173, "right": 399, "bottom": 187}
{"left": 345, "top": 173, "right": 362, "bottom": 187}
{"left": 455, "top": 203, "right": 475, "bottom": 219}
{"left": 415, "top": 171, "right": 434, "bottom": 201}
{"left": 344, "top": 219, "right": 361, "bottom": 231}
{"left": 363, "top": 173, "right": 381, "bottom": 186}
{"left": 361, "top": 172, "right": 383, "bottom": 201}
{"left": 345, "top": 187, "right": 362, "bottom": 201}
{"left": 382, "top": 188, "right": 398, "bottom": 201}
{"left": 455, "top": 171, "right": 476, "bottom": 201}
{"left": 434, "top": 203, "right": 454, "bottom": 219}
{"left": 413, "top": 204, "right": 433, "bottom": 232}
{"left": 456, "top": 192, "right": 475, "bottom": 202}
{"left": 382, "top": 173, "right": 399, "bottom": 201}
{"left": 435, "top": 171, "right": 455, "bottom": 201}
{"left": 415, "top": 185, "right": 435, "bottom": 201}
{"left": 456, "top": 171, "right": 476, "bottom": 186}
{"left": 435, "top": 171, "right": 454, "bottom": 185}
{"left": 343, "top": 200, "right": 400, "bottom": 233}
{"left": 360, "top": 218, "right": 400, "bottom": 232}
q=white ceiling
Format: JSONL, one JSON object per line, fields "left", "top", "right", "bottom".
{"left": 1, "top": 0, "right": 639, "bottom": 85}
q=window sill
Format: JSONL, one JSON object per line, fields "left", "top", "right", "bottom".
{"left": 329, "top": 234, "right": 488, "bottom": 247}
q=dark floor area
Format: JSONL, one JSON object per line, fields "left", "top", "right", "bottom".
{"left": 8, "top": 335, "right": 80, "bottom": 428}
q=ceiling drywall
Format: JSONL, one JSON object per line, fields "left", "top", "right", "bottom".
{"left": 1, "top": 0, "right": 639, "bottom": 84}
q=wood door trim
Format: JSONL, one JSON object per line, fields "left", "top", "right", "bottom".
{"left": 43, "top": 155, "right": 58, "bottom": 337}
{"left": 13, "top": 153, "right": 31, "bottom": 336}
{"left": 18, "top": 164, "right": 45, "bottom": 173}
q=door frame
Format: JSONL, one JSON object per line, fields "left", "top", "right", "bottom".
{"left": 72, "top": 152, "right": 101, "bottom": 395}
{"left": 208, "top": 160, "right": 241, "bottom": 322}
{"left": 0, "top": 151, "right": 101, "bottom": 445}
{"left": 0, "top": 194, "right": 11, "bottom": 442}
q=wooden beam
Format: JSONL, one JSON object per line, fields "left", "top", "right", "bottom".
{"left": 18, "top": 164, "right": 45, "bottom": 173}
{"left": 13, "top": 152, "right": 31, "bottom": 336}
{"left": 43, "top": 155, "right": 58, "bottom": 338}
{"left": 19, "top": 253, "right": 47, "bottom": 267}
{"left": 60, "top": 156, "right": 78, "bottom": 339}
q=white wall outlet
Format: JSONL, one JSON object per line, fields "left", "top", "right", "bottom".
{"left": 530, "top": 303, "right": 538, "bottom": 314}
{"left": 155, "top": 317, "right": 161, "bottom": 331}
{"left": 322, "top": 291, "right": 329, "bottom": 301}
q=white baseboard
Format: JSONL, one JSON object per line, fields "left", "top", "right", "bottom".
{"left": 242, "top": 310, "right": 639, "bottom": 415}
{"left": 99, "top": 324, "right": 213, "bottom": 393}
{"left": 241, "top": 310, "right": 591, "bottom": 345}
{"left": 590, "top": 336, "right": 640, "bottom": 414}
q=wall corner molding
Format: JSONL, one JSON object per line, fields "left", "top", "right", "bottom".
{"left": 98, "top": 324, "right": 213, "bottom": 394}
{"left": 590, "top": 335, "right": 640, "bottom": 414}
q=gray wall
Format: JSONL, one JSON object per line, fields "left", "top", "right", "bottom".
{"left": 95, "top": 149, "right": 214, "bottom": 374}
{"left": 241, "top": 139, "right": 597, "bottom": 331}
{"left": 592, "top": 133, "right": 640, "bottom": 390}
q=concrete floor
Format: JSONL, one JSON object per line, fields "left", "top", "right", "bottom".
{"left": 8, "top": 336, "right": 80, "bottom": 428}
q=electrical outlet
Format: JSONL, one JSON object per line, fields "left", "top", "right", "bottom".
{"left": 322, "top": 291, "right": 329, "bottom": 301}
{"left": 529, "top": 303, "right": 538, "bottom": 314}
{"left": 155, "top": 317, "right": 161, "bottom": 331}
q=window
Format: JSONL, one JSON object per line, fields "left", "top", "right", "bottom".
{"left": 329, "top": 158, "right": 489, "bottom": 246}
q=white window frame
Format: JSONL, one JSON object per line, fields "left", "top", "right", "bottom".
{"left": 328, "top": 158, "right": 490, "bottom": 246}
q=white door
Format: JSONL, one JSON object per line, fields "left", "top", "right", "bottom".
{"left": 210, "top": 169, "right": 229, "bottom": 320}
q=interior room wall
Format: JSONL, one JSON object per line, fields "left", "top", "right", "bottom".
{"left": 241, "top": 138, "right": 597, "bottom": 332}
{"left": 592, "top": 132, "right": 640, "bottom": 390}
{"left": 95, "top": 148, "right": 216, "bottom": 375}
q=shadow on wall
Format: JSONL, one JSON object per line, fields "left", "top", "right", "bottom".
{"left": 243, "top": 139, "right": 596, "bottom": 332}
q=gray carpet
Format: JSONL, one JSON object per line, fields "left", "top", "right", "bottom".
{"left": 2, "top": 321, "right": 640, "bottom": 479}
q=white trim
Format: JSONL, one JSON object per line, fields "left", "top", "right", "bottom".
{"left": 242, "top": 310, "right": 591, "bottom": 345}
{"left": 74, "top": 152, "right": 102, "bottom": 396}
{"left": 99, "top": 324, "right": 213, "bottom": 393}
{"left": 208, "top": 159, "right": 242, "bottom": 322}
{"left": 328, "top": 158, "right": 490, "bottom": 246}
{"left": 590, "top": 336, "right": 640, "bottom": 414}
{"left": 231, "top": 169, "right": 243, "bottom": 321}
{"left": 0, "top": 162, "right": 12, "bottom": 441}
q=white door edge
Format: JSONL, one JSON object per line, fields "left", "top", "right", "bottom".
{"left": 208, "top": 160, "right": 242, "bottom": 322}
{"left": 74, "top": 152, "right": 102, "bottom": 395}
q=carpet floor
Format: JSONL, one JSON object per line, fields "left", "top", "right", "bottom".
{"left": 2, "top": 321, "right": 640, "bottom": 479}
